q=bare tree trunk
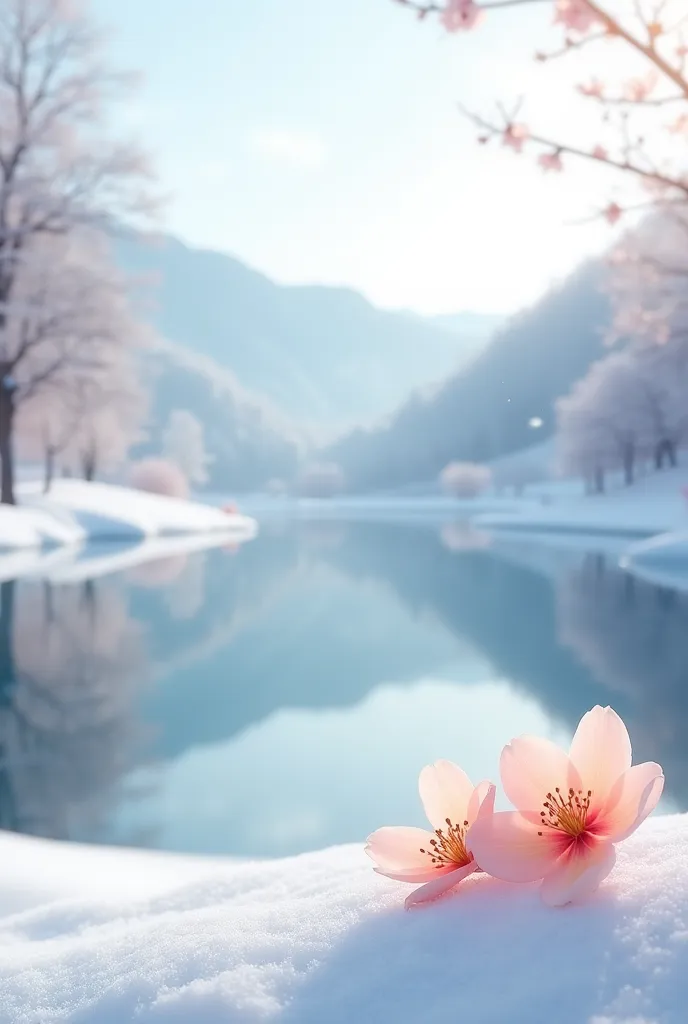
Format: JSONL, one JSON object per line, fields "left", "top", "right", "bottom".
{"left": 0, "top": 367, "right": 16, "bottom": 506}
{"left": 594, "top": 467, "right": 605, "bottom": 494}
{"left": 43, "top": 446, "right": 55, "bottom": 494}
{"left": 655, "top": 438, "right": 676, "bottom": 469}
{"left": 0, "top": 578, "right": 15, "bottom": 704}
{"left": 82, "top": 449, "right": 96, "bottom": 482}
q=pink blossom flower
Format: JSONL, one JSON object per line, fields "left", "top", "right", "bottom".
{"left": 604, "top": 202, "right": 623, "bottom": 224}
{"left": 579, "top": 78, "right": 605, "bottom": 99}
{"left": 538, "top": 151, "right": 563, "bottom": 172}
{"left": 623, "top": 73, "right": 658, "bottom": 102}
{"left": 591, "top": 144, "right": 608, "bottom": 160}
{"left": 503, "top": 123, "right": 529, "bottom": 152}
{"left": 366, "top": 761, "right": 495, "bottom": 909}
{"left": 441, "top": 0, "right": 483, "bottom": 33}
{"left": 468, "top": 706, "right": 664, "bottom": 906}
{"left": 669, "top": 114, "right": 688, "bottom": 135}
{"left": 554, "top": 0, "right": 601, "bottom": 34}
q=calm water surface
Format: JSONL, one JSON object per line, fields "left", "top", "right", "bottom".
{"left": 0, "top": 517, "right": 685, "bottom": 857}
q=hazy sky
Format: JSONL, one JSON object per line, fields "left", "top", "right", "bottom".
{"left": 92, "top": 0, "right": 625, "bottom": 316}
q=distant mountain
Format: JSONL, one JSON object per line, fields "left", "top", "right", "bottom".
{"left": 115, "top": 233, "right": 498, "bottom": 433}
{"left": 426, "top": 312, "right": 505, "bottom": 337}
{"left": 324, "top": 261, "right": 612, "bottom": 491}
{"left": 136, "top": 339, "right": 304, "bottom": 492}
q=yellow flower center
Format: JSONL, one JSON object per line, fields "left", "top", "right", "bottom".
{"left": 538, "top": 787, "right": 592, "bottom": 838}
{"left": 419, "top": 817, "right": 471, "bottom": 870}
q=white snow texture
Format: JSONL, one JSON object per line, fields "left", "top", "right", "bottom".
{"left": 1, "top": 815, "right": 687, "bottom": 1024}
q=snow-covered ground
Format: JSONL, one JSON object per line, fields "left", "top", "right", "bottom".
{"left": 474, "top": 464, "right": 688, "bottom": 540}
{"left": 1, "top": 817, "right": 687, "bottom": 1024}
{"left": 0, "top": 479, "right": 257, "bottom": 550}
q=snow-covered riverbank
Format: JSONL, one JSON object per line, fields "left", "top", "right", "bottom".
{"left": 1, "top": 816, "right": 687, "bottom": 1024}
{"left": 0, "top": 479, "right": 257, "bottom": 550}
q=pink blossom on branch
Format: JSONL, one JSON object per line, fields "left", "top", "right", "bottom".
{"left": 538, "top": 150, "right": 563, "bottom": 172}
{"left": 554, "top": 0, "right": 602, "bottom": 35}
{"left": 366, "top": 761, "right": 496, "bottom": 909}
{"left": 591, "top": 144, "right": 609, "bottom": 160}
{"left": 502, "top": 123, "right": 530, "bottom": 152}
{"left": 623, "top": 73, "right": 658, "bottom": 102}
{"left": 578, "top": 79, "right": 605, "bottom": 99}
{"left": 441, "top": 0, "right": 483, "bottom": 33}
{"left": 468, "top": 706, "right": 664, "bottom": 906}
{"left": 604, "top": 201, "right": 623, "bottom": 224}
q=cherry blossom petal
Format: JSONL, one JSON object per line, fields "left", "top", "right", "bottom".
{"left": 466, "top": 780, "right": 496, "bottom": 825}
{"left": 500, "top": 736, "right": 582, "bottom": 814}
{"left": 540, "top": 839, "right": 616, "bottom": 907}
{"left": 404, "top": 862, "right": 478, "bottom": 909}
{"left": 596, "top": 762, "right": 664, "bottom": 842}
{"left": 419, "top": 760, "right": 474, "bottom": 831}
{"left": 569, "top": 706, "right": 632, "bottom": 813}
{"left": 467, "top": 810, "right": 565, "bottom": 882}
{"left": 373, "top": 866, "right": 444, "bottom": 884}
{"left": 364, "top": 826, "right": 439, "bottom": 875}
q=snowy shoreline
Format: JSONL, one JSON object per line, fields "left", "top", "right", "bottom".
{"left": 1, "top": 816, "right": 687, "bottom": 1023}
{"left": 0, "top": 479, "right": 258, "bottom": 551}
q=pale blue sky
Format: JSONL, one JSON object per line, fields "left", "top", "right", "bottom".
{"left": 92, "top": 0, "right": 623, "bottom": 315}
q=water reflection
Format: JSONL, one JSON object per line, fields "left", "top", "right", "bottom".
{"left": 0, "top": 520, "right": 686, "bottom": 855}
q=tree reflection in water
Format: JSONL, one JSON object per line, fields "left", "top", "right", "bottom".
{"left": 0, "top": 577, "right": 149, "bottom": 839}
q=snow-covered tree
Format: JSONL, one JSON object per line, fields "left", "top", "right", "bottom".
{"left": 0, "top": 0, "right": 155, "bottom": 502}
{"left": 130, "top": 458, "right": 189, "bottom": 500}
{"left": 162, "top": 409, "right": 213, "bottom": 486}
{"left": 557, "top": 348, "right": 688, "bottom": 490}
{"left": 557, "top": 353, "right": 646, "bottom": 490}
{"left": 439, "top": 460, "right": 491, "bottom": 498}
{"left": 13, "top": 232, "right": 149, "bottom": 491}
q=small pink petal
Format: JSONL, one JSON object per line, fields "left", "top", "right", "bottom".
{"left": 540, "top": 838, "right": 616, "bottom": 907}
{"left": 467, "top": 810, "right": 565, "bottom": 882}
{"left": 596, "top": 762, "right": 664, "bottom": 842}
{"left": 404, "top": 862, "right": 478, "bottom": 909}
{"left": 419, "top": 760, "right": 474, "bottom": 831}
{"left": 365, "top": 826, "right": 439, "bottom": 875}
{"left": 500, "top": 735, "right": 582, "bottom": 814}
{"left": 373, "top": 866, "right": 441, "bottom": 884}
{"left": 466, "top": 779, "right": 496, "bottom": 825}
{"left": 569, "top": 706, "right": 632, "bottom": 814}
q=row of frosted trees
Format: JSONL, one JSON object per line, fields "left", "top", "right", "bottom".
{"left": 557, "top": 213, "right": 688, "bottom": 493}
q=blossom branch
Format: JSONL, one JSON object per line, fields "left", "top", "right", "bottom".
{"left": 460, "top": 102, "right": 688, "bottom": 199}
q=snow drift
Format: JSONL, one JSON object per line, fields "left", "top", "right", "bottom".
{"left": 1, "top": 816, "right": 687, "bottom": 1023}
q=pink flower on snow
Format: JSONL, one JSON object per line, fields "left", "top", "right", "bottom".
{"left": 468, "top": 706, "right": 664, "bottom": 906}
{"left": 554, "top": 0, "right": 601, "bottom": 34}
{"left": 441, "top": 0, "right": 483, "bottom": 33}
{"left": 538, "top": 151, "right": 563, "bottom": 172}
{"left": 366, "top": 761, "right": 495, "bottom": 909}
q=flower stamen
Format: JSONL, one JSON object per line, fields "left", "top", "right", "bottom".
{"left": 537, "top": 787, "right": 592, "bottom": 837}
{"left": 419, "top": 817, "right": 471, "bottom": 870}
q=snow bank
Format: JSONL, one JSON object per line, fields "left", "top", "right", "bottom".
{"left": 0, "top": 502, "right": 81, "bottom": 551}
{"left": 620, "top": 530, "right": 688, "bottom": 593}
{"left": 474, "top": 465, "right": 688, "bottom": 539}
{"left": 475, "top": 494, "right": 688, "bottom": 539}
{"left": 0, "top": 479, "right": 259, "bottom": 549}
{"left": 1, "top": 816, "right": 688, "bottom": 1023}
{"left": 37, "top": 531, "right": 251, "bottom": 585}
